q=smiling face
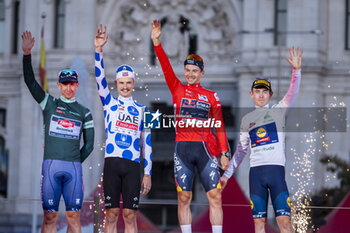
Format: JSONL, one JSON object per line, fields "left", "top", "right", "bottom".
{"left": 115, "top": 77, "right": 135, "bottom": 97}
{"left": 57, "top": 81, "right": 79, "bottom": 99}
{"left": 250, "top": 88, "right": 273, "bottom": 107}
{"left": 184, "top": 64, "right": 204, "bottom": 85}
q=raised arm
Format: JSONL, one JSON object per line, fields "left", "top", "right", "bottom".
{"left": 151, "top": 20, "right": 182, "bottom": 94}
{"left": 22, "top": 31, "right": 46, "bottom": 105}
{"left": 94, "top": 24, "right": 111, "bottom": 105}
{"left": 80, "top": 111, "right": 94, "bottom": 162}
{"left": 279, "top": 46, "right": 303, "bottom": 109}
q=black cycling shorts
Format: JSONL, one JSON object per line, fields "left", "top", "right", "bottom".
{"left": 174, "top": 141, "right": 221, "bottom": 192}
{"left": 103, "top": 157, "right": 141, "bottom": 210}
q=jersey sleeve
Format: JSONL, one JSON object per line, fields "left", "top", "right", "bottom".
{"left": 80, "top": 110, "right": 95, "bottom": 162}
{"left": 275, "top": 69, "right": 301, "bottom": 114}
{"left": 95, "top": 52, "right": 112, "bottom": 108}
{"left": 153, "top": 43, "right": 182, "bottom": 95}
{"left": 224, "top": 117, "right": 250, "bottom": 178}
{"left": 211, "top": 92, "right": 228, "bottom": 153}
{"left": 141, "top": 106, "right": 152, "bottom": 175}
{"left": 23, "top": 55, "right": 47, "bottom": 105}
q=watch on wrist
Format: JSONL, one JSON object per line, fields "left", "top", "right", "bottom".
{"left": 223, "top": 151, "right": 231, "bottom": 160}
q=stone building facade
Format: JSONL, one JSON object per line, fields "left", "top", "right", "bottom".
{"left": 0, "top": 0, "right": 349, "bottom": 231}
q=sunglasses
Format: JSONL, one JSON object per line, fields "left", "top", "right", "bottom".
{"left": 59, "top": 70, "right": 78, "bottom": 78}
{"left": 186, "top": 54, "right": 203, "bottom": 62}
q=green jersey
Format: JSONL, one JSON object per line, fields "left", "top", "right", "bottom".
{"left": 23, "top": 55, "right": 94, "bottom": 162}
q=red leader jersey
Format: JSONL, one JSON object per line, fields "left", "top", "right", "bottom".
{"left": 154, "top": 43, "right": 228, "bottom": 153}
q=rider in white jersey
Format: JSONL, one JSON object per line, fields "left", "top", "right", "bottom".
{"left": 222, "top": 47, "right": 303, "bottom": 233}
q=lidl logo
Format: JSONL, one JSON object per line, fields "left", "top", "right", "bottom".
{"left": 144, "top": 110, "right": 162, "bottom": 129}
{"left": 256, "top": 127, "right": 267, "bottom": 138}
{"left": 287, "top": 196, "right": 291, "bottom": 207}
{"left": 250, "top": 200, "right": 254, "bottom": 210}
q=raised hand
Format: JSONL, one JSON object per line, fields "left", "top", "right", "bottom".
{"left": 94, "top": 24, "right": 109, "bottom": 53}
{"left": 21, "top": 31, "right": 35, "bottom": 55}
{"left": 285, "top": 46, "right": 303, "bottom": 70}
{"left": 151, "top": 20, "right": 161, "bottom": 46}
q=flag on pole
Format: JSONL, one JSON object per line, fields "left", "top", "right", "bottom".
{"left": 39, "top": 24, "right": 48, "bottom": 92}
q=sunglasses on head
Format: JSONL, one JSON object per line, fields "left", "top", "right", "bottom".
{"left": 186, "top": 54, "right": 203, "bottom": 62}
{"left": 59, "top": 70, "right": 78, "bottom": 78}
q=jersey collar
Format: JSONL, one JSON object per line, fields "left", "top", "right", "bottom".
{"left": 186, "top": 82, "right": 201, "bottom": 88}
{"left": 60, "top": 96, "right": 76, "bottom": 103}
{"left": 118, "top": 95, "right": 133, "bottom": 104}
{"left": 255, "top": 103, "right": 270, "bottom": 109}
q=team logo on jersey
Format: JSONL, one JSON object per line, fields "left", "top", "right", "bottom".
{"left": 287, "top": 197, "right": 291, "bottom": 207}
{"left": 249, "top": 122, "right": 279, "bottom": 148}
{"left": 249, "top": 122, "right": 256, "bottom": 128}
{"left": 58, "top": 119, "right": 75, "bottom": 128}
{"left": 144, "top": 110, "right": 161, "bottom": 129}
{"left": 127, "top": 106, "right": 139, "bottom": 116}
{"left": 182, "top": 99, "right": 196, "bottom": 108}
{"left": 56, "top": 109, "right": 64, "bottom": 114}
{"left": 180, "top": 98, "right": 210, "bottom": 120}
{"left": 214, "top": 93, "right": 220, "bottom": 101}
{"left": 256, "top": 127, "right": 267, "bottom": 138}
{"left": 196, "top": 101, "right": 210, "bottom": 111}
{"left": 49, "top": 115, "right": 81, "bottom": 140}
{"left": 185, "top": 89, "right": 194, "bottom": 97}
{"left": 198, "top": 94, "right": 208, "bottom": 101}
{"left": 115, "top": 133, "right": 132, "bottom": 149}
{"left": 118, "top": 104, "right": 125, "bottom": 111}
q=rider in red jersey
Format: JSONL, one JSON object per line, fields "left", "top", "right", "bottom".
{"left": 151, "top": 20, "right": 229, "bottom": 233}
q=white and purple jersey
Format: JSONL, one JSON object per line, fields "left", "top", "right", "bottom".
{"left": 95, "top": 52, "right": 152, "bottom": 175}
{"left": 225, "top": 69, "right": 301, "bottom": 178}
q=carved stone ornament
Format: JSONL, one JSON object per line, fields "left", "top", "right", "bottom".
{"left": 108, "top": 0, "right": 236, "bottom": 62}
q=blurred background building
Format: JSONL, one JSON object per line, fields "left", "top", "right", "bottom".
{"left": 0, "top": 0, "right": 349, "bottom": 232}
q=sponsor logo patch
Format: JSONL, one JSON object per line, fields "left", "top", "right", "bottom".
{"left": 58, "top": 119, "right": 75, "bottom": 128}
{"left": 198, "top": 94, "right": 208, "bottom": 101}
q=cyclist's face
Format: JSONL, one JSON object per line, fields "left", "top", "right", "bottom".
{"left": 184, "top": 65, "right": 204, "bottom": 85}
{"left": 115, "top": 77, "right": 135, "bottom": 97}
{"left": 57, "top": 81, "right": 79, "bottom": 99}
{"left": 250, "top": 88, "right": 272, "bottom": 107}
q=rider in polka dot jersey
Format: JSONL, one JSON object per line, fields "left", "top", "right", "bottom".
{"left": 94, "top": 24, "right": 152, "bottom": 233}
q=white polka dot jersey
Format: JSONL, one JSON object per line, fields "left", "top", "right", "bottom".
{"left": 95, "top": 52, "right": 152, "bottom": 175}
